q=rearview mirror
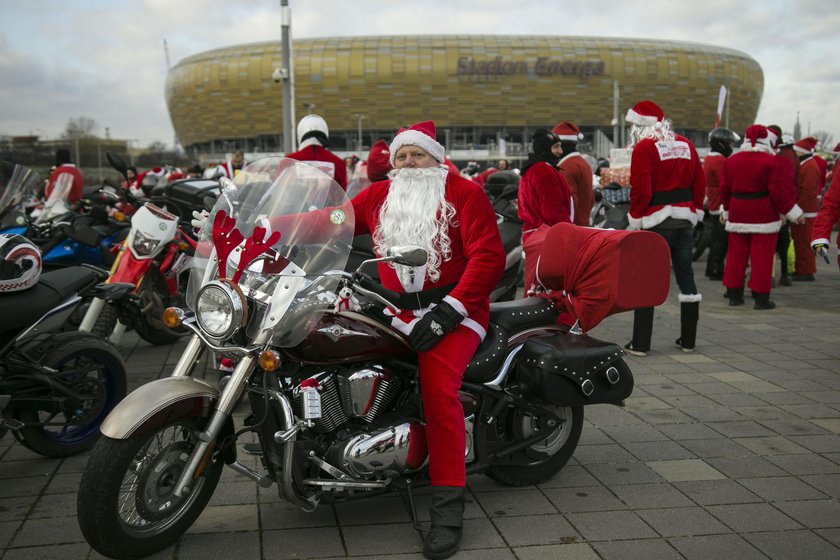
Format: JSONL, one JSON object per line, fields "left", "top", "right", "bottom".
{"left": 106, "top": 151, "right": 128, "bottom": 179}
{"left": 387, "top": 246, "right": 428, "bottom": 267}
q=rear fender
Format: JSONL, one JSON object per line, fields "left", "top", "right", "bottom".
{"left": 100, "top": 376, "right": 220, "bottom": 439}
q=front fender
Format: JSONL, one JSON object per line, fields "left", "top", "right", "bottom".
{"left": 101, "top": 376, "right": 219, "bottom": 439}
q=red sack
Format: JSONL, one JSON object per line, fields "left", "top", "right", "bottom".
{"left": 532, "top": 223, "right": 671, "bottom": 332}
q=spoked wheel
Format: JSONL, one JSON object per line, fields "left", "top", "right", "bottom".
{"left": 485, "top": 405, "right": 583, "bottom": 486}
{"left": 15, "top": 332, "right": 127, "bottom": 457}
{"left": 77, "top": 419, "right": 224, "bottom": 559}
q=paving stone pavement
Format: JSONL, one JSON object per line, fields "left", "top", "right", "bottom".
{"left": 2, "top": 258, "right": 840, "bottom": 559}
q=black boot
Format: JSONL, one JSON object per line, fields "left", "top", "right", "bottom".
{"left": 753, "top": 291, "right": 776, "bottom": 310}
{"left": 424, "top": 486, "right": 465, "bottom": 560}
{"left": 625, "top": 307, "right": 653, "bottom": 356}
{"left": 728, "top": 287, "right": 745, "bottom": 306}
{"left": 676, "top": 300, "right": 700, "bottom": 351}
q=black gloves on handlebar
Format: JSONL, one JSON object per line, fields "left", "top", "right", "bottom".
{"left": 409, "top": 301, "right": 463, "bottom": 352}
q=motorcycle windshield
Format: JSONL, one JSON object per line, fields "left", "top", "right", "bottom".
{"left": 35, "top": 172, "right": 73, "bottom": 224}
{"left": 0, "top": 164, "right": 40, "bottom": 225}
{"left": 188, "top": 157, "right": 355, "bottom": 347}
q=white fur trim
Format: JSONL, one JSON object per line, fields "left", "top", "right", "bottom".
{"left": 637, "top": 205, "right": 700, "bottom": 230}
{"left": 794, "top": 146, "right": 813, "bottom": 155}
{"left": 724, "top": 220, "right": 782, "bottom": 233}
{"left": 389, "top": 129, "right": 445, "bottom": 166}
{"left": 625, "top": 107, "right": 660, "bottom": 126}
{"left": 786, "top": 205, "right": 803, "bottom": 222}
{"left": 461, "top": 318, "right": 486, "bottom": 340}
{"left": 627, "top": 214, "right": 643, "bottom": 230}
{"left": 442, "top": 295, "right": 468, "bottom": 318}
{"left": 709, "top": 208, "right": 722, "bottom": 216}
{"left": 804, "top": 212, "right": 818, "bottom": 218}
{"left": 812, "top": 237, "right": 830, "bottom": 248}
{"left": 556, "top": 134, "right": 582, "bottom": 141}
{"left": 695, "top": 209, "right": 704, "bottom": 222}
{"left": 678, "top": 293, "right": 702, "bottom": 302}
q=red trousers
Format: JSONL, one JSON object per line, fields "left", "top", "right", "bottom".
{"left": 723, "top": 231, "right": 778, "bottom": 293}
{"left": 416, "top": 325, "right": 479, "bottom": 487}
{"left": 791, "top": 219, "right": 816, "bottom": 275}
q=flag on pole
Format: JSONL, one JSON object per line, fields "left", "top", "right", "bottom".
{"left": 715, "top": 85, "right": 727, "bottom": 128}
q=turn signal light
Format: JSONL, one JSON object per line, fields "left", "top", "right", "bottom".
{"left": 162, "top": 307, "right": 185, "bottom": 329}
{"left": 112, "top": 211, "right": 126, "bottom": 222}
{"left": 259, "top": 350, "right": 281, "bottom": 372}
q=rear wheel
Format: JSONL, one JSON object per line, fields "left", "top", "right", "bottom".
{"left": 135, "top": 268, "right": 184, "bottom": 345}
{"left": 16, "top": 332, "right": 127, "bottom": 457}
{"left": 485, "top": 405, "right": 583, "bottom": 486}
{"left": 77, "top": 418, "right": 224, "bottom": 559}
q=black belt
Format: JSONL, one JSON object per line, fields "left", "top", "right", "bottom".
{"left": 397, "top": 283, "right": 456, "bottom": 310}
{"left": 650, "top": 188, "right": 693, "bottom": 206}
{"left": 732, "top": 191, "right": 769, "bottom": 199}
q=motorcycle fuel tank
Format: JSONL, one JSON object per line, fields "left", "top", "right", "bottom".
{"left": 286, "top": 311, "right": 413, "bottom": 364}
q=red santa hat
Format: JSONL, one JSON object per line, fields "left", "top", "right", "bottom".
{"left": 625, "top": 100, "right": 664, "bottom": 126}
{"left": 366, "top": 139, "right": 392, "bottom": 182}
{"left": 794, "top": 136, "right": 818, "bottom": 154}
{"left": 388, "top": 120, "right": 445, "bottom": 166}
{"left": 743, "top": 124, "right": 769, "bottom": 149}
{"left": 831, "top": 143, "right": 840, "bottom": 155}
{"left": 552, "top": 121, "right": 584, "bottom": 142}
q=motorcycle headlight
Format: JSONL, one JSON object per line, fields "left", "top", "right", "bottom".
{"left": 195, "top": 280, "right": 248, "bottom": 339}
{"left": 132, "top": 230, "right": 161, "bottom": 256}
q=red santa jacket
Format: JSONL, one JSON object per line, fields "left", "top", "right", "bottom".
{"left": 812, "top": 170, "right": 840, "bottom": 248}
{"left": 351, "top": 172, "right": 505, "bottom": 339}
{"left": 287, "top": 144, "right": 348, "bottom": 190}
{"left": 45, "top": 164, "right": 84, "bottom": 204}
{"left": 797, "top": 157, "right": 821, "bottom": 216}
{"left": 814, "top": 154, "right": 828, "bottom": 189}
{"left": 558, "top": 153, "right": 594, "bottom": 226}
{"left": 627, "top": 134, "right": 705, "bottom": 230}
{"left": 720, "top": 151, "right": 801, "bottom": 233}
{"left": 517, "top": 161, "right": 573, "bottom": 242}
{"left": 703, "top": 152, "right": 726, "bottom": 214}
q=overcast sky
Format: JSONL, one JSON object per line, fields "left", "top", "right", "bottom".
{"left": 2, "top": 0, "right": 839, "bottom": 148}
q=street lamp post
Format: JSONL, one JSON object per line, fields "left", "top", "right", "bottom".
{"left": 353, "top": 114, "right": 366, "bottom": 151}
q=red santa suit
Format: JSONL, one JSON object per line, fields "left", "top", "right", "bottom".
{"left": 45, "top": 164, "right": 84, "bottom": 204}
{"left": 287, "top": 142, "right": 348, "bottom": 190}
{"left": 627, "top": 133, "right": 705, "bottom": 230}
{"left": 720, "top": 126, "right": 802, "bottom": 294}
{"left": 811, "top": 165, "right": 840, "bottom": 270}
{"left": 558, "top": 153, "right": 594, "bottom": 226}
{"left": 517, "top": 161, "right": 573, "bottom": 242}
{"left": 704, "top": 153, "right": 726, "bottom": 216}
{"left": 791, "top": 138, "right": 821, "bottom": 276}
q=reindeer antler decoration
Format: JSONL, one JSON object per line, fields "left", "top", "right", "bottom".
{"left": 210, "top": 210, "right": 286, "bottom": 283}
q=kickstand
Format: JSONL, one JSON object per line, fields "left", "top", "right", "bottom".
{"left": 397, "top": 478, "right": 429, "bottom": 534}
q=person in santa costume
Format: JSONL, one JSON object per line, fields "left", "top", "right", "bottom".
{"left": 811, "top": 143, "right": 840, "bottom": 270}
{"left": 703, "top": 128, "right": 741, "bottom": 280}
{"left": 767, "top": 125, "right": 799, "bottom": 286}
{"left": 212, "top": 149, "right": 246, "bottom": 180}
{"left": 286, "top": 114, "right": 348, "bottom": 190}
{"left": 790, "top": 136, "right": 821, "bottom": 280}
{"left": 44, "top": 148, "right": 84, "bottom": 204}
{"left": 720, "top": 125, "right": 803, "bottom": 309}
{"left": 623, "top": 100, "right": 705, "bottom": 355}
{"left": 349, "top": 120, "right": 505, "bottom": 559}
{"left": 517, "top": 129, "right": 573, "bottom": 242}
{"left": 553, "top": 121, "right": 594, "bottom": 226}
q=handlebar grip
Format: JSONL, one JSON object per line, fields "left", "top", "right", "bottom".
{"left": 354, "top": 273, "right": 402, "bottom": 307}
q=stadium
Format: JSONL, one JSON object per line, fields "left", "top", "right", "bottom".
{"left": 164, "top": 35, "right": 763, "bottom": 161}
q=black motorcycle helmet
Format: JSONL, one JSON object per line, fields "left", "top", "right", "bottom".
{"left": 709, "top": 128, "right": 741, "bottom": 157}
{"left": 595, "top": 157, "right": 610, "bottom": 176}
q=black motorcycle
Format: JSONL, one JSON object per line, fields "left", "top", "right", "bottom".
{"left": 0, "top": 265, "right": 129, "bottom": 457}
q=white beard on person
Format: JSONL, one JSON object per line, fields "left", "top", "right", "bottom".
{"left": 373, "top": 166, "right": 456, "bottom": 289}
{"left": 628, "top": 120, "right": 675, "bottom": 148}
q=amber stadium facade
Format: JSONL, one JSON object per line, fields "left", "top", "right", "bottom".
{"left": 165, "top": 35, "right": 763, "bottom": 159}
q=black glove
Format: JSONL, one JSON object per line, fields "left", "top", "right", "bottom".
{"left": 409, "top": 301, "right": 463, "bottom": 352}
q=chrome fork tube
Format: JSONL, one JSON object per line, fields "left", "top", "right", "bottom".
{"left": 170, "top": 334, "right": 207, "bottom": 377}
{"left": 172, "top": 353, "right": 256, "bottom": 497}
{"left": 272, "top": 389, "right": 319, "bottom": 511}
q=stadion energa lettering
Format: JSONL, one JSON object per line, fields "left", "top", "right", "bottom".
{"left": 456, "top": 56, "right": 606, "bottom": 80}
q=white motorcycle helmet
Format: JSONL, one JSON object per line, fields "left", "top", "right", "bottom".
{"left": 297, "top": 114, "right": 329, "bottom": 146}
{"left": 0, "top": 234, "right": 42, "bottom": 292}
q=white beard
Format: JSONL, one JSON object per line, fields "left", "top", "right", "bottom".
{"left": 628, "top": 120, "right": 675, "bottom": 148}
{"left": 373, "top": 166, "right": 456, "bottom": 287}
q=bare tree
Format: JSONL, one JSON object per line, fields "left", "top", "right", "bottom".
{"left": 813, "top": 131, "right": 834, "bottom": 151}
{"left": 62, "top": 116, "right": 99, "bottom": 139}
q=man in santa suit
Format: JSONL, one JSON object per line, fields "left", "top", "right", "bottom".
{"left": 213, "top": 149, "right": 246, "bottom": 180}
{"left": 44, "top": 148, "right": 84, "bottom": 204}
{"left": 553, "top": 121, "right": 594, "bottom": 226}
{"left": 623, "top": 100, "right": 705, "bottom": 355}
{"left": 517, "top": 129, "right": 573, "bottom": 242}
{"left": 350, "top": 120, "right": 505, "bottom": 559}
{"left": 704, "top": 128, "right": 741, "bottom": 280}
{"left": 790, "top": 136, "right": 821, "bottom": 280}
{"left": 767, "top": 125, "right": 799, "bottom": 286}
{"left": 720, "top": 125, "right": 803, "bottom": 309}
{"left": 811, "top": 143, "right": 840, "bottom": 270}
{"left": 286, "top": 114, "right": 348, "bottom": 190}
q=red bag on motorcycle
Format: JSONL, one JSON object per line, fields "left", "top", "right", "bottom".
{"left": 531, "top": 223, "right": 670, "bottom": 332}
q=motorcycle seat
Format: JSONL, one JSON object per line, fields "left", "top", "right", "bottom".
{"left": 0, "top": 267, "right": 96, "bottom": 331}
{"left": 488, "top": 297, "right": 559, "bottom": 333}
{"left": 464, "top": 323, "right": 508, "bottom": 383}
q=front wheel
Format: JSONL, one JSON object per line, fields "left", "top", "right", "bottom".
{"left": 134, "top": 267, "right": 184, "bottom": 346}
{"left": 77, "top": 418, "right": 224, "bottom": 559}
{"left": 485, "top": 405, "right": 583, "bottom": 486}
